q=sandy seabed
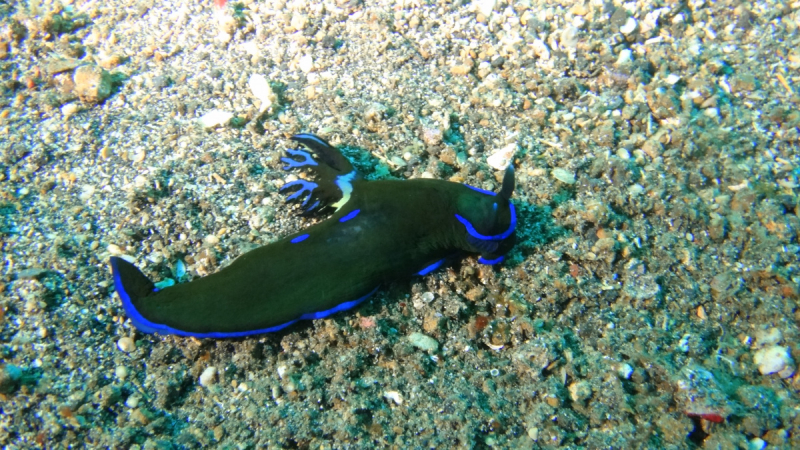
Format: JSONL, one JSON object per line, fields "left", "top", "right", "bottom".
{"left": 1, "top": 0, "right": 799, "bottom": 448}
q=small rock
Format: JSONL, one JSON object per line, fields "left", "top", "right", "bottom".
{"left": 616, "top": 49, "right": 633, "bottom": 66}
{"left": 569, "top": 380, "right": 592, "bottom": 403}
{"left": 298, "top": 54, "right": 314, "bottom": 73}
{"left": 617, "top": 363, "right": 634, "bottom": 380}
{"left": 249, "top": 73, "right": 275, "bottom": 113}
{"left": 290, "top": 14, "right": 308, "bottom": 32}
{"left": 754, "top": 328, "right": 782, "bottom": 347}
{"left": 753, "top": 346, "right": 794, "bottom": 377}
{"left": 531, "top": 39, "right": 550, "bottom": 60}
{"left": 73, "top": 65, "right": 113, "bottom": 103}
{"left": 408, "top": 332, "right": 439, "bottom": 353}
{"left": 748, "top": 438, "right": 766, "bottom": 450}
{"left": 561, "top": 25, "right": 580, "bottom": 49}
{"left": 199, "top": 109, "right": 233, "bottom": 128}
{"left": 450, "top": 64, "right": 472, "bottom": 76}
{"left": 420, "top": 121, "right": 443, "bottom": 146}
{"left": 44, "top": 56, "right": 82, "bottom": 76}
{"left": 383, "top": 391, "right": 403, "bottom": 405}
{"left": 552, "top": 167, "right": 576, "bottom": 184}
{"left": 117, "top": 337, "right": 136, "bottom": 353}
{"left": 487, "top": 143, "right": 516, "bottom": 170}
{"left": 620, "top": 17, "right": 638, "bottom": 35}
{"left": 61, "top": 103, "right": 80, "bottom": 119}
{"left": 199, "top": 366, "right": 217, "bottom": 387}
{"left": 475, "top": 0, "right": 496, "bottom": 17}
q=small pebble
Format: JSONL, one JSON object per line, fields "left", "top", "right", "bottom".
{"left": 620, "top": 17, "right": 638, "bottom": 35}
{"left": 487, "top": 143, "right": 516, "bottom": 170}
{"left": 61, "top": 103, "right": 79, "bottom": 119}
{"left": 199, "top": 109, "right": 233, "bottom": 128}
{"left": 552, "top": 168, "right": 576, "bottom": 184}
{"left": 199, "top": 366, "right": 217, "bottom": 387}
{"left": 531, "top": 39, "right": 550, "bottom": 60}
{"left": 753, "top": 346, "right": 794, "bottom": 377}
{"left": 298, "top": 55, "right": 314, "bottom": 73}
{"left": 125, "top": 395, "right": 139, "bottom": 408}
{"left": 475, "top": 0, "right": 496, "bottom": 17}
{"left": 73, "top": 65, "right": 113, "bottom": 103}
{"left": 568, "top": 380, "right": 592, "bottom": 403}
{"left": 115, "top": 365, "right": 128, "bottom": 380}
{"left": 117, "top": 337, "right": 135, "bottom": 353}
{"left": 617, "top": 363, "right": 634, "bottom": 380}
{"left": 408, "top": 332, "right": 439, "bottom": 353}
{"left": 616, "top": 49, "right": 633, "bottom": 65}
{"left": 755, "top": 328, "right": 782, "bottom": 347}
{"left": 383, "top": 391, "right": 403, "bottom": 405}
{"left": 249, "top": 73, "right": 274, "bottom": 113}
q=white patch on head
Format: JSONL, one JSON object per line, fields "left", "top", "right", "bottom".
{"left": 332, "top": 170, "right": 356, "bottom": 211}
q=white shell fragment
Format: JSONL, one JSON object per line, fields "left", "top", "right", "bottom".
{"left": 753, "top": 346, "right": 795, "bottom": 378}
{"left": 383, "top": 391, "right": 403, "bottom": 405}
{"left": 117, "top": 337, "right": 135, "bottom": 353}
{"left": 199, "top": 109, "right": 233, "bottom": 128}
{"left": 199, "top": 366, "right": 217, "bottom": 387}
{"left": 620, "top": 17, "right": 638, "bottom": 35}
{"left": 666, "top": 74, "right": 682, "bottom": 85}
{"left": 408, "top": 332, "right": 439, "bottom": 353}
{"left": 248, "top": 74, "right": 274, "bottom": 113}
{"left": 552, "top": 168, "right": 576, "bottom": 184}
{"left": 487, "top": 143, "right": 516, "bottom": 170}
{"left": 616, "top": 49, "right": 633, "bottom": 66}
{"left": 531, "top": 39, "right": 551, "bottom": 60}
{"left": 476, "top": 0, "right": 496, "bottom": 17}
{"left": 298, "top": 54, "right": 314, "bottom": 73}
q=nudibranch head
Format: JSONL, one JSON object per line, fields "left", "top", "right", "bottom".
{"left": 455, "top": 166, "right": 517, "bottom": 263}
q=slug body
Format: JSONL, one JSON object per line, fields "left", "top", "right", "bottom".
{"left": 110, "top": 134, "right": 517, "bottom": 338}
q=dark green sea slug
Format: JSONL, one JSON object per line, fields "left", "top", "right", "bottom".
{"left": 109, "top": 133, "right": 517, "bottom": 338}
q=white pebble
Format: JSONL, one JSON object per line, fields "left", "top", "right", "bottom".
{"left": 199, "top": 109, "right": 233, "bottom": 129}
{"left": 531, "top": 39, "right": 550, "bottom": 60}
{"left": 248, "top": 74, "right": 274, "bottom": 113}
{"left": 298, "top": 55, "right": 314, "bottom": 73}
{"left": 383, "top": 391, "right": 403, "bottom": 405}
{"left": 666, "top": 74, "right": 682, "bottom": 85}
{"left": 115, "top": 365, "right": 129, "bottom": 380}
{"left": 551, "top": 168, "right": 576, "bottom": 185}
{"left": 487, "top": 143, "right": 516, "bottom": 170}
{"left": 117, "top": 337, "right": 135, "bottom": 353}
{"left": 199, "top": 366, "right": 217, "bottom": 387}
{"left": 616, "top": 49, "right": 633, "bottom": 66}
{"left": 476, "top": 0, "right": 496, "bottom": 17}
{"left": 753, "top": 346, "right": 794, "bottom": 377}
{"left": 755, "top": 328, "right": 783, "bottom": 347}
{"left": 61, "top": 103, "right": 79, "bottom": 119}
{"left": 617, "top": 363, "right": 633, "bottom": 380}
{"left": 620, "top": 17, "right": 638, "bottom": 35}
{"left": 125, "top": 395, "right": 140, "bottom": 408}
{"left": 277, "top": 365, "right": 288, "bottom": 380}
{"left": 408, "top": 332, "right": 439, "bottom": 353}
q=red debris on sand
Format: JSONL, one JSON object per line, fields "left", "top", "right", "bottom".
{"left": 214, "top": 0, "right": 227, "bottom": 9}
{"left": 685, "top": 411, "right": 725, "bottom": 423}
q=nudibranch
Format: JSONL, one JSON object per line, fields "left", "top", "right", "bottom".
{"left": 110, "top": 133, "right": 517, "bottom": 338}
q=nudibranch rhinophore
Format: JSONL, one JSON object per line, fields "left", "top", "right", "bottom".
{"left": 109, "top": 133, "right": 517, "bottom": 338}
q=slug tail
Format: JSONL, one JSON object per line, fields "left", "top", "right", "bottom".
{"left": 109, "top": 256, "right": 162, "bottom": 334}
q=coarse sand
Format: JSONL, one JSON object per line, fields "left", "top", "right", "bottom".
{"left": 1, "top": 0, "right": 799, "bottom": 448}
